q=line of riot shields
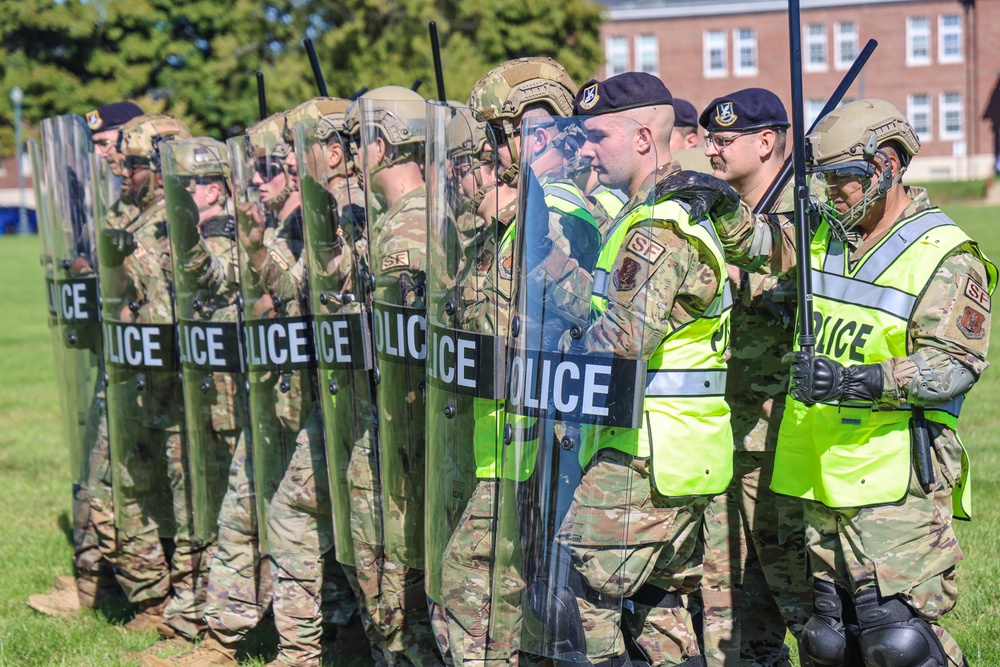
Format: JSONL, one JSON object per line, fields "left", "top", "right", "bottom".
{"left": 33, "top": 98, "right": 662, "bottom": 663}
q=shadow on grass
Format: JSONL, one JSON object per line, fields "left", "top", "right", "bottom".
{"left": 57, "top": 510, "right": 75, "bottom": 548}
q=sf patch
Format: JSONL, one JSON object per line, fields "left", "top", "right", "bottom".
{"left": 965, "top": 276, "right": 991, "bottom": 312}
{"left": 613, "top": 257, "right": 641, "bottom": 291}
{"left": 626, "top": 234, "right": 666, "bottom": 263}
{"left": 958, "top": 306, "right": 985, "bottom": 340}
{"left": 382, "top": 250, "right": 410, "bottom": 271}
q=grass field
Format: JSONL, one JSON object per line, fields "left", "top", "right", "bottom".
{"left": 2, "top": 205, "right": 1000, "bottom": 666}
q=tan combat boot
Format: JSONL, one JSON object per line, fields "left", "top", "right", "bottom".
{"left": 26, "top": 587, "right": 81, "bottom": 616}
{"left": 139, "top": 635, "right": 239, "bottom": 667}
{"left": 76, "top": 574, "right": 120, "bottom": 608}
{"left": 119, "top": 596, "right": 170, "bottom": 633}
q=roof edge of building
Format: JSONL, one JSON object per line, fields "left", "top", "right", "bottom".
{"left": 607, "top": 0, "right": 925, "bottom": 22}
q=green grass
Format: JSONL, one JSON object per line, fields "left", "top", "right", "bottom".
{"left": 909, "top": 180, "right": 990, "bottom": 205}
{"left": 3, "top": 207, "right": 1000, "bottom": 665}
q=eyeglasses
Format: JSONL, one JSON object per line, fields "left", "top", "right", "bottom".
{"left": 94, "top": 138, "right": 116, "bottom": 149}
{"left": 705, "top": 130, "right": 764, "bottom": 150}
{"left": 253, "top": 157, "right": 284, "bottom": 182}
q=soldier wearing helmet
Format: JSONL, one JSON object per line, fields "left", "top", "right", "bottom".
{"left": 345, "top": 85, "right": 443, "bottom": 667}
{"left": 713, "top": 98, "right": 996, "bottom": 667}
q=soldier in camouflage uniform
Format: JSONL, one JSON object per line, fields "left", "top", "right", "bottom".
{"left": 97, "top": 114, "right": 219, "bottom": 640}
{"left": 694, "top": 89, "right": 813, "bottom": 667}
{"left": 27, "top": 102, "right": 143, "bottom": 618}
{"left": 713, "top": 99, "right": 994, "bottom": 667}
{"left": 345, "top": 86, "right": 442, "bottom": 667}
{"left": 234, "top": 103, "right": 358, "bottom": 667}
{"left": 141, "top": 137, "right": 270, "bottom": 667}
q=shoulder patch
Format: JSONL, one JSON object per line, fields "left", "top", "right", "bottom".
{"left": 626, "top": 234, "right": 666, "bottom": 263}
{"left": 958, "top": 306, "right": 986, "bottom": 340}
{"left": 382, "top": 250, "right": 410, "bottom": 271}
{"left": 613, "top": 257, "right": 642, "bottom": 291}
{"left": 498, "top": 252, "right": 513, "bottom": 280}
{"left": 269, "top": 250, "right": 289, "bottom": 271}
{"left": 965, "top": 276, "right": 991, "bottom": 312}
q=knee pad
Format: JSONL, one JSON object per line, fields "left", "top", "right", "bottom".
{"left": 801, "top": 580, "right": 858, "bottom": 666}
{"left": 854, "top": 587, "right": 948, "bottom": 667}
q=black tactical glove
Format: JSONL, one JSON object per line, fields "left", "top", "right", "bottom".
{"left": 784, "top": 351, "right": 884, "bottom": 406}
{"left": 523, "top": 168, "right": 553, "bottom": 267}
{"left": 99, "top": 228, "right": 137, "bottom": 266}
{"left": 653, "top": 170, "right": 742, "bottom": 221}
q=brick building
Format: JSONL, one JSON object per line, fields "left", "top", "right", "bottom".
{"left": 597, "top": 0, "right": 1000, "bottom": 181}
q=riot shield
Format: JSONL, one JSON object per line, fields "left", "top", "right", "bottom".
{"left": 228, "top": 129, "right": 322, "bottom": 555}
{"left": 359, "top": 94, "right": 429, "bottom": 568}
{"left": 40, "top": 116, "right": 103, "bottom": 490}
{"left": 93, "top": 135, "right": 180, "bottom": 541}
{"left": 424, "top": 101, "right": 504, "bottom": 604}
{"left": 163, "top": 139, "right": 247, "bottom": 542}
{"left": 489, "top": 116, "right": 655, "bottom": 662}
{"left": 294, "top": 114, "right": 371, "bottom": 567}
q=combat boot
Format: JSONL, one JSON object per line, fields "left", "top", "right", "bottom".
{"left": 26, "top": 587, "right": 81, "bottom": 616}
{"left": 76, "top": 574, "right": 119, "bottom": 608}
{"left": 138, "top": 635, "right": 237, "bottom": 667}
{"left": 120, "top": 596, "right": 170, "bottom": 633}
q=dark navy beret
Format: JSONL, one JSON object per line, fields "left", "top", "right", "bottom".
{"left": 85, "top": 102, "right": 144, "bottom": 134}
{"left": 672, "top": 98, "right": 699, "bottom": 128}
{"left": 574, "top": 72, "right": 673, "bottom": 116}
{"left": 699, "top": 88, "right": 790, "bottom": 133}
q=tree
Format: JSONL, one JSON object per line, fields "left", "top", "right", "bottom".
{"left": 0, "top": 0, "right": 606, "bottom": 153}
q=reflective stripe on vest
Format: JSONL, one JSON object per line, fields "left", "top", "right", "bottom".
{"left": 543, "top": 181, "right": 598, "bottom": 233}
{"left": 774, "top": 208, "right": 998, "bottom": 508}
{"left": 592, "top": 185, "right": 628, "bottom": 220}
{"left": 584, "top": 196, "right": 733, "bottom": 497}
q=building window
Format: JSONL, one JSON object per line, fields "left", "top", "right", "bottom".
{"left": 939, "top": 15, "right": 962, "bottom": 63}
{"left": 806, "top": 100, "right": 826, "bottom": 129}
{"left": 733, "top": 28, "right": 758, "bottom": 76}
{"left": 635, "top": 34, "right": 659, "bottom": 75}
{"left": 834, "top": 21, "right": 858, "bottom": 70}
{"left": 606, "top": 36, "right": 629, "bottom": 76}
{"left": 805, "top": 24, "right": 828, "bottom": 72}
{"left": 703, "top": 30, "right": 727, "bottom": 78}
{"left": 906, "top": 17, "right": 931, "bottom": 66}
{"left": 939, "top": 92, "right": 963, "bottom": 139}
{"left": 907, "top": 94, "right": 932, "bottom": 141}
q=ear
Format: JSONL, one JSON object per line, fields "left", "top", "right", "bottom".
{"left": 374, "top": 136, "right": 388, "bottom": 163}
{"left": 635, "top": 125, "right": 653, "bottom": 155}
{"left": 533, "top": 127, "right": 549, "bottom": 154}
{"left": 206, "top": 182, "right": 221, "bottom": 206}
{"left": 758, "top": 129, "right": 776, "bottom": 159}
{"left": 327, "top": 142, "right": 344, "bottom": 170}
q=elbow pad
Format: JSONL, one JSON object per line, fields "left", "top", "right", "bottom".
{"left": 908, "top": 356, "right": 975, "bottom": 406}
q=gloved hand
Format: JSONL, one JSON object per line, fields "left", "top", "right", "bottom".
{"left": 784, "top": 351, "right": 884, "bottom": 406}
{"left": 654, "top": 170, "right": 742, "bottom": 221}
{"left": 99, "top": 228, "right": 137, "bottom": 266}
{"left": 523, "top": 168, "right": 553, "bottom": 267}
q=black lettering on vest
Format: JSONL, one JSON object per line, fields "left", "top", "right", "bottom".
{"left": 834, "top": 320, "right": 856, "bottom": 359}
{"left": 851, "top": 324, "right": 873, "bottom": 363}
{"left": 826, "top": 318, "right": 844, "bottom": 358}
{"left": 813, "top": 311, "right": 827, "bottom": 353}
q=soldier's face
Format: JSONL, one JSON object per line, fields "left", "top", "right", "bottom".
{"left": 121, "top": 158, "right": 151, "bottom": 198}
{"left": 581, "top": 117, "right": 635, "bottom": 191}
{"left": 704, "top": 130, "right": 771, "bottom": 185}
{"left": 252, "top": 157, "right": 288, "bottom": 205}
{"left": 192, "top": 182, "right": 221, "bottom": 211}
{"left": 94, "top": 130, "right": 125, "bottom": 175}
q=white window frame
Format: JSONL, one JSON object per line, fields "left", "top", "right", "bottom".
{"left": 635, "top": 34, "right": 659, "bottom": 75}
{"left": 906, "top": 17, "right": 932, "bottom": 67}
{"left": 806, "top": 100, "right": 826, "bottom": 129}
{"left": 834, "top": 21, "right": 859, "bottom": 70}
{"left": 703, "top": 30, "right": 728, "bottom": 78}
{"left": 605, "top": 36, "right": 630, "bottom": 77}
{"left": 906, "top": 93, "right": 933, "bottom": 142}
{"left": 805, "top": 24, "right": 828, "bottom": 72}
{"left": 938, "top": 14, "right": 963, "bottom": 64}
{"left": 939, "top": 92, "right": 963, "bottom": 140}
{"left": 733, "top": 27, "right": 758, "bottom": 77}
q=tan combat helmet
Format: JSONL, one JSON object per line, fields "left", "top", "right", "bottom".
{"left": 806, "top": 99, "right": 921, "bottom": 238}
{"left": 118, "top": 114, "right": 192, "bottom": 208}
{"left": 348, "top": 86, "right": 427, "bottom": 180}
{"left": 170, "top": 137, "right": 230, "bottom": 183}
{"left": 444, "top": 104, "right": 494, "bottom": 212}
{"left": 468, "top": 57, "right": 578, "bottom": 185}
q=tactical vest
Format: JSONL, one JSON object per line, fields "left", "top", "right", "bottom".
{"left": 585, "top": 197, "right": 734, "bottom": 497}
{"left": 543, "top": 181, "right": 599, "bottom": 234}
{"left": 591, "top": 185, "right": 628, "bottom": 221}
{"left": 773, "top": 208, "right": 997, "bottom": 510}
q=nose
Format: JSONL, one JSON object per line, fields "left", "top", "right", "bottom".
{"left": 704, "top": 141, "right": 720, "bottom": 157}
{"left": 251, "top": 171, "right": 264, "bottom": 186}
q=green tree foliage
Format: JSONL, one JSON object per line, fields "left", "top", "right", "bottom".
{"left": 0, "top": 0, "right": 605, "bottom": 153}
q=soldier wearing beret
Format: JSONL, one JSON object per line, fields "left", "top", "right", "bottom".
{"left": 697, "top": 88, "right": 813, "bottom": 667}
{"left": 670, "top": 98, "right": 712, "bottom": 174}
{"left": 521, "top": 71, "right": 746, "bottom": 666}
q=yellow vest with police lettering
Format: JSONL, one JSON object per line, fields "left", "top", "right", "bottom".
{"left": 585, "top": 197, "right": 734, "bottom": 497}
{"left": 773, "top": 208, "right": 997, "bottom": 510}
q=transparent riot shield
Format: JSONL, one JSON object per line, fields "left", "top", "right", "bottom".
{"left": 359, "top": 94, "right": 429, "bottom": 568}
{"left": 294, "top": 115, "right": 371, "bottom": 567}
{"left": 41, "top": 116, "right": 103, "bottom": 490}
{"left": 489, "top": 116, "right": 655, "bottom": 662}
{"left": 163, "top": 140, "right": 247, "bottom": 542}
{"left": 228, "top": 130, "right": 322, "bottom": 555}
{"left": 93, "top": 133, "right": 180, "bottom": 541}
{"left": 424, "top": 101, "right": 505, "bottom": 606}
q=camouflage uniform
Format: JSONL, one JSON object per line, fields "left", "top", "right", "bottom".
{"left": 112, "top": 194, "right": 211, "bottom": 637}
{"left": 551, "top": 166, "right": 727, "bottom": 665}
{"left": 715, "top": 184, "right": 987, "bottom": 666}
